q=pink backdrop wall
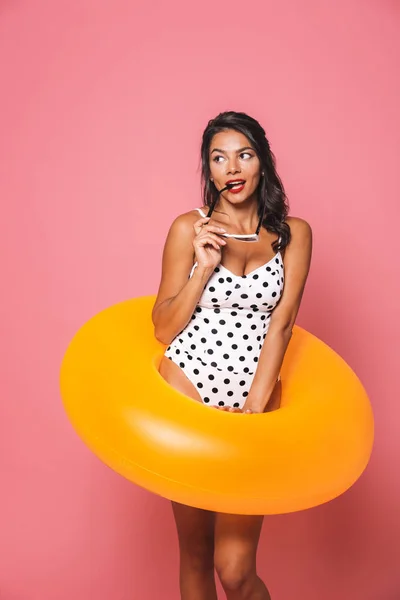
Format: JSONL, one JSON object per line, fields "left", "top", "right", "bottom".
{"left": 1, "top": 1, "right": 399, "bottom": 599}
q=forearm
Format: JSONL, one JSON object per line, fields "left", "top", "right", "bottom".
{"left": 153, "top": 265, "right": 213, "bottom": 345}
{"left": 245, "top": 327, "right": 292, "bottom": 412}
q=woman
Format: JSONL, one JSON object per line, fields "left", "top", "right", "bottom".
{"left": 152, "top": 111, "right": 312, "bottom": 600}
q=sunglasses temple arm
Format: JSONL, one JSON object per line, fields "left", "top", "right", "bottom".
{"left": 206, "top": 184, "right": 230, "bottom": 218}
{"left": 206, "top": 197, "right": 217, "bottom": 218}
{"left": 206, "top": 186, "right": 265, "bottom": 236}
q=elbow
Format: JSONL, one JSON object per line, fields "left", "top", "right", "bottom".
{"left": 277, "top": 328, "right": 293, "bottom": 344}
{"left": 152, "top": 313, "right": 169, "bottom": 345}
{"left": 152, "top": 299, "right": 175, "bottom": 345}
{"left": 154, "top": 327, "right": 171, "bottom": 346}
{"left": 270, "top": 309, "right": 297, "bottom": 339}
{"left": 270, "top": 321, "right": 294, "bottom": 340}
{"left": 281, "top": 323, "right": 294, "bottom": 340}
{"left": 283, "top": 323, "right": 294, "bottom": 338}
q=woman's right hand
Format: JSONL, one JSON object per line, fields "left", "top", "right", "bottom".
{"left": 192, "top": 216, "right": 227, "bottom": 271}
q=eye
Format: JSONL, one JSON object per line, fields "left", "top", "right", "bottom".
{"left": 212, "top": 152, "right": 253, "bottom": 163}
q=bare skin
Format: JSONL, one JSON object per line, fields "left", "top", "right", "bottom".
{"left": 158, "top": 354, "right": 282, "bottom": 414}
{"left": 162, "top": 348, "right": 278, "bottom": 599}
{"left": 154, "top": 129, "right": 312, "bottom": 599}
{"left": 171, "top": 501, "right": 271, "bottom": 600}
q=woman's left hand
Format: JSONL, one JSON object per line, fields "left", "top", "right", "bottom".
{"left": 212, "top": 405, "right": 260, "bottom": 414}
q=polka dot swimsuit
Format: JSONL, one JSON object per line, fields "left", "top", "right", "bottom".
{"left": 164, "top": 208, "right": 285, "bottom": 409}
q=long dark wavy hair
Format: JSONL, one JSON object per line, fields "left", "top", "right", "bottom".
{"left": 199, "top": 111, "right": 291, "bottom": 252}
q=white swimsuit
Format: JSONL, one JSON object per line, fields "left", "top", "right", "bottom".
{"left": 164, "top": 208, "right": 285, "bottom": 409}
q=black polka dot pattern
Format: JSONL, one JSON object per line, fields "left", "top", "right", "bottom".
{"left": 163, "top": 208, "right": 285, "bottom": 409}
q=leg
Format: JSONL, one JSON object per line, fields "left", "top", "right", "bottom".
{"left": 161, "top": 357, "right": 216, "bottom": 598}
{"left": 158, "top": 356, "right": 203, "bottom": 403}
{"left": 214, "top": 513, "right": 271, "bottom": 600}
{"left": 171, "top": 501, "right": 218, "bottom": 600}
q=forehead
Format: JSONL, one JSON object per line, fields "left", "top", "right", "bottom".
{"left": 210, "top": 129, "right": 252, "bottom": 152}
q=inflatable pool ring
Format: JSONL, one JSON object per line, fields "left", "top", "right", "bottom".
{"left": 60, "top": 295, "right": 374, "bottom": 515}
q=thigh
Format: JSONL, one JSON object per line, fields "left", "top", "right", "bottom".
{"left": 171, "top": 501, "right": 216, "bottom": 556}
{"left": 158, "top": 355, "right": 203, "bottom": 403}
{"left": 214, "top": 512, "right": 264, "bottom": 571}
{"left": 163, "top": 361, "right": 216, "bottom": 563}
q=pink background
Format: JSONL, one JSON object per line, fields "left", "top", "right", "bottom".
{"left": 1, "top": 1, "right": 399, "bottom": 599}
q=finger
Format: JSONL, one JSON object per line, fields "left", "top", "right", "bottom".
{"left": 196, "top": 237, "right": 220, "bottom": 251}
{"left": 197, "top": 233, "right": 227, "bottom": 247}
{"left": 195, "top": 240, "right": 221, "bottom": 253}
{"left": 194, "top": 217, "right": 211, "bottom": 230}
{"left": 198, "top": 231, "right": 226, "bottom": 242}
{"left": 203, "top": 225, "right": 227, "bottom": 234}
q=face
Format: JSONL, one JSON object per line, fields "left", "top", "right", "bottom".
{"left": 209, "top": 129, "right": 262, "bottom": 203}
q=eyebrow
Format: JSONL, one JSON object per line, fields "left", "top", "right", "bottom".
{"left": 210, "top": 146, "right": 254, "bottom": 155}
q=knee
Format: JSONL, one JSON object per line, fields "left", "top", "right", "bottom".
{"left": 214, "top": 556, "right": 254, "bottom": 592}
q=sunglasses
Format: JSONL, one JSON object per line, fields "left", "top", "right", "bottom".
{"left": 206, "top": 183, "right": 265, "bottom": 243}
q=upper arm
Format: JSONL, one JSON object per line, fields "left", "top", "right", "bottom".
{"left": 268, "top": 217, "right": 313, "bottom": 333}
{"left": 152, "top": 212, "right": 197, "bottom": 324}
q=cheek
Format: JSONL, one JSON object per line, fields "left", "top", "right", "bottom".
{"left": 248, "top": 161, "right": 261, "bottom": 175}
{"left": 248, "top": 167, "right": 262, "bottom": 183}
{"left": 209, "top": 161, "right": 222, "bottom": 174}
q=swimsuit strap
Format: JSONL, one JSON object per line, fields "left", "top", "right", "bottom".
{"left": 194, "top": 207, "right": 207, "bottom": 218}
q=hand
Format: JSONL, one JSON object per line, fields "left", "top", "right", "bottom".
{"left": 241, "top": 396, "right": 265, "bottom": 414}
{"left": 211, "top": 405, "right": 256, "bottom": 414}
{"left": 192, "top": 216, "right": 227, "bottom": 271}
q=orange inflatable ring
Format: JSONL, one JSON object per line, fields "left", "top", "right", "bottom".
{"left": 60, "top": 295, "right": 374, "bottom": 515}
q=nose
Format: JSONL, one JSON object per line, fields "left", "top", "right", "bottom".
{"left": 226, "top": 157, "right": 241, "bottom": 174}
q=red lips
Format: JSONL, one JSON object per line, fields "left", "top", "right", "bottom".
{"left": 228, "top": 184, "right": 245, "bottom": 194}
{"left": 226, "top": 179, "right": 246, "bottom": 193}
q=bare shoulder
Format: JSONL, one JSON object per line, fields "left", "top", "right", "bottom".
{"left": 159, "top": 207, "right": 207, "bottom": 268}
{"left": 167, "top": 207, "right": 206, "bottom": 236}
{"left": 282, "top": 216, "right": 312, "bottom": 263}
{"left": 286, "top": 215, "right": 312, "bottom": 239}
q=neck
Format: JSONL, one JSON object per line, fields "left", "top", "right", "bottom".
{"left": 214, "top": 197, "right": 261, "bottom": 231}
